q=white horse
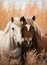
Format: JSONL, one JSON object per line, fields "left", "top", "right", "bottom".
{"left": 0, "top": 17, "right": 23, "bottom": 57}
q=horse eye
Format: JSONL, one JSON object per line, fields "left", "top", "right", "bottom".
{"left": 12, "top": 27, "right": 14, "bottom": 30}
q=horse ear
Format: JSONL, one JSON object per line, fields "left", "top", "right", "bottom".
{"left": 32, "top": 16, "right": 35, "bottom": 21}
{"left": 11, "top": 17, "right": 14, "bottom": 22}
{"left": 20, "top": 16, "right": 26, "bottom": 22}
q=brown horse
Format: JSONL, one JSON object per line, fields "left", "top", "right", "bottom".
{"left": 20, "top": 16, "right": 47, "bottom": 52}
{"left": 20, "top": 16, "right": 36, "bottom": 65}
{"left": 20, "top": 16, "right": 47, "bottom": 65}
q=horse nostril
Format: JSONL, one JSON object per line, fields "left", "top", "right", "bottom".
{"left": 17, "top": 42, "right": 21, "bottom": 47}
{"left": 30, "top": 40, "right": 32, "bottom": 44}
{"left": 12, "top": 27, "right": 14, "bottom": 30}
{"left": 17, "top": 42, "right": 19, "bottom": 45}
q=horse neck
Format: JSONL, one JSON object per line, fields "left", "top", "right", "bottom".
{"left": 3, "top": 22, "right": 11, "bottom": 34}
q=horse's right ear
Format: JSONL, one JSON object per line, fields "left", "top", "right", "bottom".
{"left": 11, "top": 17, "right": 14, "bottom": 22}
{"left": 20, "top": 16, "right": 26, "bottom": 22}
{"left": 32, "top": 16, "right": 35, "bottom": 21}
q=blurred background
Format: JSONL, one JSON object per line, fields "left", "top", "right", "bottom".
{"left": 0, "top": 0, "right": 47, "bottom": 34}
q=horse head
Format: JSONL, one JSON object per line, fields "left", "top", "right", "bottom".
{"left": 20, "top": 16, "right": 36, "bottom": 50}
{"left": 10, "top": 17, "right": 22, "bottom": 47}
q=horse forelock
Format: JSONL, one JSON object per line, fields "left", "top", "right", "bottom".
{"left": 26, "top": 18, "right": 34, "bottom": 25}
{"left": 14, "top": 17, "right": 22, "bottom": 27}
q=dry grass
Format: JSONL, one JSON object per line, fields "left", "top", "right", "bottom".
{"left": 0, "top": 49, "right": 47, "bottom": 65}
{"left": 26, "top": 49, "right": 47, "bottom": 65}
{"left": 0, "top": 49, "right": 21, "bottom": 65}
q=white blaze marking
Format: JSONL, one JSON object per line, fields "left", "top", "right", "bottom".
{"left": 25, "top": 24, "right": 31, "bottom": 31}
{"left": 28, "top": 41, "right": 29, "bottom": 45}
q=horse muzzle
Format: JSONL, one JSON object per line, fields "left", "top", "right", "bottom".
{"left": 27, "top": 40, "right": 32, "bottom": 45}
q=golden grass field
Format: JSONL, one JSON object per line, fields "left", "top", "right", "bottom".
{"left": 0, "top": 0, "right": 47, "bottom": 65}
{"left": 0, "top": 49, "right": 47, "bottom": 65}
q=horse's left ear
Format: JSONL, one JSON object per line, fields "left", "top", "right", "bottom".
{"left": 20, "top": 16, "right": 26, "bottom": 22}
{"left": 32, "top": 16, "right": 35, "bottom": 21}
{"left": 11, "top": 17, "right": 14, "bottom": 22}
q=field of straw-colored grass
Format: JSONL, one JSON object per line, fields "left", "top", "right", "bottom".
{"left": 0, "top": 49, "right": 47, "bottom": 65}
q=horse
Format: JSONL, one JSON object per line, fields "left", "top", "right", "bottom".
{"left": 20, "top": 16, "right": 47, "bottom": 65}
{"left": 26, "top": 16, "right": 47, "bottom": 52}
{"left": 20, "top": 16, "right": 47, "bottom": 52}
{"left": 0, "top": 17, "right": 23, "bottom": 60}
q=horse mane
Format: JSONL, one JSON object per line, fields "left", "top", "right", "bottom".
{"left": 3, "top": 21, "right": 11, "bottom": 34}
{"left": 34, "top": 21, "right": 44, "bottom": 38}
